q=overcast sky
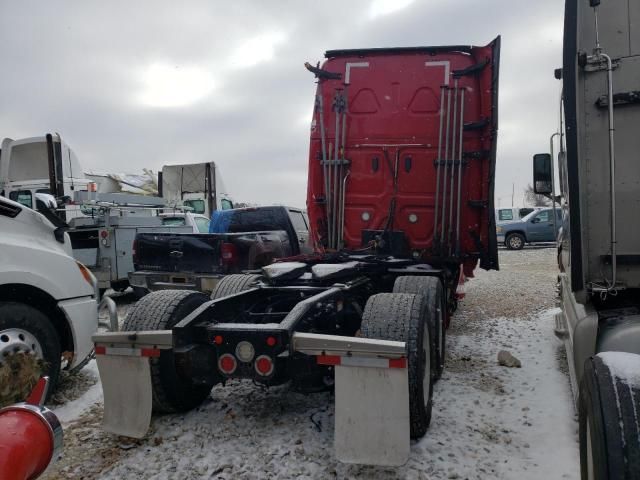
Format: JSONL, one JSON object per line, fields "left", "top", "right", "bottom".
{"left": 0, "top": 0, "right": 563, "bottom": 209}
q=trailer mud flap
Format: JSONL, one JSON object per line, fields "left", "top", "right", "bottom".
{"left": 93, "top": 330, "right": 173, "bottom": 439}
{"left": 292, "top": 332, "right": 409, "bottom": 466}
{"left": 334, "top": 362, "right": 410, "bottom": 466}
{"left": 96, "top": 352, "right": 153, "bottom": 438}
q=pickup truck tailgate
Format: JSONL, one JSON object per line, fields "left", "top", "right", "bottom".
{"left": 135, "top": 233, "right": 224, "bottom": 273}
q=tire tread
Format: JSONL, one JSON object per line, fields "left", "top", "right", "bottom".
{"left": 360, "top": 293, "right": 433, "bottom": 438}
{"left": 123, "top": 290, "right": 211, "bottom": 413}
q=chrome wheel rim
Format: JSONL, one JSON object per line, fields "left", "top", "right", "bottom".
{"left": 0, "top": 328, "right": 44, "bottom": 361}
{"left": 509, "top": 236, "right": 523, "bottom": 249}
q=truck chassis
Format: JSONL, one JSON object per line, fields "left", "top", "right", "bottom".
{"left": 94, "top": 255, "right": 456, "bottom": 465}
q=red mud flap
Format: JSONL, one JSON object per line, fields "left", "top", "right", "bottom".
{"left": 292, "top": 333, "right": 410, "bottom": 466}
{"left": 92, "top": 330, "right": 173, "bottom": 439}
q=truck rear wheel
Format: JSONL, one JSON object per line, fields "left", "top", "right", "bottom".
{"left": 0, "top": 302, "right": 60, "bottom": 406}
{"left": 579, "top": 354, "right": 640, "bottom": 479}
{"left": 211, "top": 274, "right": 261, "bottom": 300}
{"left": 360, "top": 293, "right": 434, "bottom": 438}
{"left": 123, "top": 290, "right": 215, "bottom": 413}
{"left": 505, "top": 232, "right": 525, "bottom": 250}
{"left": 393, "top": 276, "right": 446, "bottom": 380}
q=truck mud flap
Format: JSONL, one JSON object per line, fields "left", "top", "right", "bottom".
{"left": 292, "top": 333, "right": 409, "bottom": 466}
{"left": 92, "top": 331, "right": 173, "bottom": 438}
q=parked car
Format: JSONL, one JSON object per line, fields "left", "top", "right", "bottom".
{"left": 129, "top": 206, "right": 312, "bottom": 294}
{"left": 496, "top": 207, "right": 562, "bottom": 249}
{"left": 0, "top": 195, "right": 115, "bottom": 405}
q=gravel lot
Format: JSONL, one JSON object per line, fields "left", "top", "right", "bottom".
{"left": 43, "top": 247, "right": 578, "bottom": 480}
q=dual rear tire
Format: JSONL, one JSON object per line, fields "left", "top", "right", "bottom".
{"left": 393, "top": 276, "right": 446, "bottom": 379}
{"left": 580, "top": 354, "right": 640, "bottom": 479}
{"left": 360, "top": 292, "right": 435, "bottom": 438}
{"left": 123, "top": 290, "right": 216, "bottom": 413}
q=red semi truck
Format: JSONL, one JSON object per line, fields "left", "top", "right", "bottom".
{"left": 93, "top": 38, "right": 500, "bottom": 466}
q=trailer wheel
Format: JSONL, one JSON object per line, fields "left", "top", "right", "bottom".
{"left": 579, "top": 354, "right": 640, "bottom": 479}
{"left": 123, "top": 290, "right": 214, "bottom": 413}
{"left": 360, "top": 293, "right": 434, "bottom": 438}
{"left": 0, "top": 302, "right": 60, "bottom": 406}
{"left": 393, "top": 276, "right": 446, "bottom": 380}
{"left": 210, "top": 274, "right": 261, "bottom": 300}
{"left": 505, "top": 232, "right": 525, "bottom": 250}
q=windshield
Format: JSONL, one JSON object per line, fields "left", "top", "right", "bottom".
{"left": 184, "top": 199, "right": 205, "bottom": 214}
{"left": 162, "top": 217, "right": 187, "bottom": 227}
{"left": 521, "top": 210, "right": 541, "bottom": 222}
{"left": 210, "top": 207, "right": 284, "bottom": 233}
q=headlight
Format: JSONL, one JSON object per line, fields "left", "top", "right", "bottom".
{"left": 496, "top": 226, "right": 503, "bottom": 233}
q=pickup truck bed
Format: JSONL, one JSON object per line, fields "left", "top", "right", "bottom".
{"left": 130, "top": 230, "right": 291, "bottom": 292}
{"left": 130, "top": 206, "right": 311, "bottom": 293}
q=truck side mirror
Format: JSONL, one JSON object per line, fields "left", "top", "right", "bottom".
{"left": 533, "top": 153, "right": 553, "bottom": 194}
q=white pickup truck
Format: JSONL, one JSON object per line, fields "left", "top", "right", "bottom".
{"left": 0, "top": 195, "right": 114, "bottom": 405}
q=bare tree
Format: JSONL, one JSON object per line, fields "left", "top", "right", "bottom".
{"left": 524, "top": 184, "right": 551, "bottom": 207}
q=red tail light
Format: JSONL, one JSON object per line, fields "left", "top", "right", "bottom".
{"left": 218, "top": 354, "right": 237, "bottom": 375}
{"left": 220, "top": 242, "right": 238, "bottom": 269}
{"left": 255, "top": 355, "right": 274, "bottom": 377}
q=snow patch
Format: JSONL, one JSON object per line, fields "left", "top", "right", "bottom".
{"left": 52, "top": 360, "right": 103, "bottom": 425}
{"left": 599, "top": 351, "right": 640, "bottom": 387}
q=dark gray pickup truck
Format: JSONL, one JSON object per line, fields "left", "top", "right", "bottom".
{"left": 129, "top": 206, "right": 311, "bottom": 294}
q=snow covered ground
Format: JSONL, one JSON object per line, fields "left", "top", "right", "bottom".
{"left": 43, "top": 248, "right": 579, "bottom": 479}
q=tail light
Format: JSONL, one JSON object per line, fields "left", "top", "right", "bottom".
{"left": 99, "top": 229, "right": 110, "bottom": 247}
{"left": 255, "top": 355, "right": 274, "bottom": 377}
{"left": 218, "top": 354, "right": 237, "bottom": 375}
{"left": 88, "top": 182, "right": 97, "bottom": 192}
{"left": 220, "top": 242, "right": 238, "bottom": 269}
{"left": 235, "top": 341, "right": 255, "bottom": 363}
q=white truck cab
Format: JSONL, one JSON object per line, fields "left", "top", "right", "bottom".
{"left": 159, "top": 161, "right": 234, "bottom": 218}
{"left": 0, "top": 195, "right": 102, "bottom": 404}
{"left": 0, "top": 134, "right": 92, "bottom": 217}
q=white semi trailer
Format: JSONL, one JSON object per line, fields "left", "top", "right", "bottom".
{"left": 534, "top": 1, "right": 640, "bottom": 478}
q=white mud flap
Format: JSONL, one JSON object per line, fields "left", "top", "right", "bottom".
{"left": 292, "top": 332, "right": 409, "bottom": 466}
{"left": 96, "top": 352, "right": 153, "bottom": 438}
{"left": 93, "top": 330, "right": 173, "bottom": 439}
{"left": 334, "top": 361, "right": 410, "bottom": 466}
